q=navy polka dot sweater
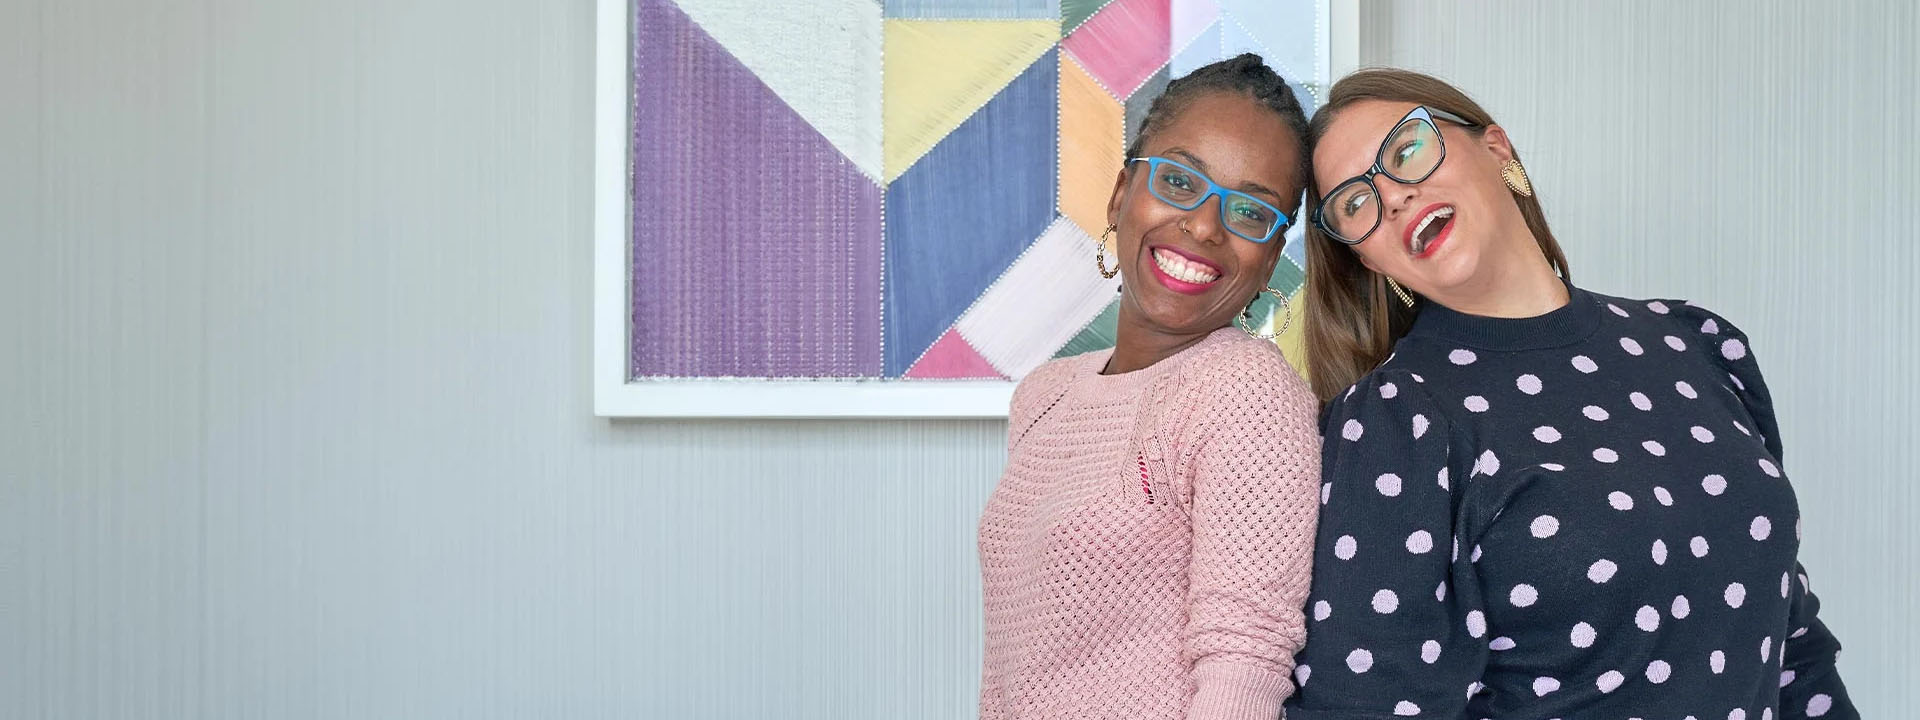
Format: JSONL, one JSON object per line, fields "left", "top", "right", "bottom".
{"left": 1284, "top": 286, "right": 1857, "bottom": 720}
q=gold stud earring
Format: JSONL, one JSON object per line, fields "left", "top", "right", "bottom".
{"left": 1386, "top": 276, "right": 1416, "bottom": 307}
{"left": 1502, "top": 159, "right": 1534, "bottom": 197}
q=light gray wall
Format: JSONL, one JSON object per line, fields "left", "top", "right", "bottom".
{"left": 2, "top": 1, "right": 1000, "bottom": 718}
{"left": 1360, "top": 1, "right": 1919, "bottom": 714}
{"left": 4, "top": 1, "right": 1913, "bottom": 718}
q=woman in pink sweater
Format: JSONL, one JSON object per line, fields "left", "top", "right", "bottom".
{"left": 977, "top": 54, "right": 1323, "bottom": 720}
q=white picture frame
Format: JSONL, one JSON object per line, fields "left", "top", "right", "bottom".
{"left": 594, "top": 0, "right": 1354, "bottom": 418}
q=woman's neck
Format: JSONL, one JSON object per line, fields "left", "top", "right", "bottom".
{"left": 1104, "top": 319, "right": 1221, "bottom": 375}
{"left": 1431, "top": 240, "right": 1567, "bottom": 319}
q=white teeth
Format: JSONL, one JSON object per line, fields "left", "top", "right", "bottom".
{"left": 1152, "top": 248, "right": 1220, "bottom": 284}
{"left": 1410, "top": 207, "right": 1454, "bottom": 254}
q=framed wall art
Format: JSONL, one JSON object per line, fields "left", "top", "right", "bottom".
{"left": 595, "top": 0, "right": 1354, "bottom": 417}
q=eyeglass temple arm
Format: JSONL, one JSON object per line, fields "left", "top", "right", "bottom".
{"left": 1426, "top": 107, "right": 1478, "bottom": 128}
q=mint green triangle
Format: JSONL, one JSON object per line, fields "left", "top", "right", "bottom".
{"left": 1061, "top": 0, "right": 1107, "bottom": 35}
{"left": 1055, "top": 298, "right": 1120, "bottom": 358}
{"left": 1269, "top": 257, "right": 1305, "bottom": 297}
{"left": 1244, "top": 260, "right": 1306, "bottom": 333}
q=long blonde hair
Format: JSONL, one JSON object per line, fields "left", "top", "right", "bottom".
{"left": 1302, "top": 69, "right": 1571, "bottom": 403}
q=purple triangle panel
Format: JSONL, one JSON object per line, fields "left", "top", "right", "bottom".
{"left": 631, "top": 0, "right": 883, "bottom": 378}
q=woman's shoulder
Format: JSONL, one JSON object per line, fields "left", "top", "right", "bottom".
{"left": 1012, "top": 352, "right": 1097, "bottom": 401}
{"left": 1326, "top": 362, "right": 1434, "bottom": 417}
{"left": 1584, "top": 289, "right": 1736, "bottom": 330}
{"left": 1179, "top": 330, "right": 1315, "bottom": 406}
{"left": 1186, "top": 328, "right": 1289, "bottom": 370}
{"left": 1585, "top": 290, "right": 1758, "bottom": 358}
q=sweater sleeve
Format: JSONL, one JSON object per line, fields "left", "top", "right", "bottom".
{"left": 1285, "top": 371, "right": 1488, "bottom": 720}
{"left": 984, "top": 358, "right": 1080, "bottom": 720}
{"left": 1778, "top": 564, "right": 1856, "bottom": 720}
{"left": 1177, "top": 343, "right": 1323, "bottom": 720}
{"left": 1694, "top": 308, "right": 1858, "bottom": 720}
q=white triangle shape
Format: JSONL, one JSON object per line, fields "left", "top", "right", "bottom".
{"left": 1217, "top": 0, "right": 1322, "bottom": 87}
{"left": 669, "top": 0, "right": 884, "bottom": 181}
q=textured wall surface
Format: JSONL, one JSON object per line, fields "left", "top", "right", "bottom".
{"left": 3, "top": 1, "right": 1912, "bottom": 717}
{"left": 2, "top": 2, "right": 1002, "bottom": 717}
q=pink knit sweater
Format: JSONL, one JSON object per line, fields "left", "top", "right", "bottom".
{"left": 978, "top": 328, "right": 1322, "bottom": 720}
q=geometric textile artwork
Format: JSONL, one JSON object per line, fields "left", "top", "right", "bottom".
{"left": 631, "top": 0, "right": 1327, "bottom": 382}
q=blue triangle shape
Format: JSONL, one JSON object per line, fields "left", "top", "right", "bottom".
{"left": 883, "top": 49, "right": 1060, "bottom": 377}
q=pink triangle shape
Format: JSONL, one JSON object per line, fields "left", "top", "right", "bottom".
{"left": 905, "top": 329, "right": 1005, "bottom": 379}
{"left": 1062, "top": 0, "right": 1173, "bottom": 99}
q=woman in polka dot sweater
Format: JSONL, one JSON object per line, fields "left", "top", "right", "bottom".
{"left": 1281, "top": 69, "right": 1857, "bottom": 719}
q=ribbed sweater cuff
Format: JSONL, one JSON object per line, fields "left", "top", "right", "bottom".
{"left": 1188, "top": 661, "right": 1292, "bottom": 720}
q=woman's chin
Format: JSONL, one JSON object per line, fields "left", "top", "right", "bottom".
{"left": 1405, "top": 246, "right": 1483, "bottom": 299}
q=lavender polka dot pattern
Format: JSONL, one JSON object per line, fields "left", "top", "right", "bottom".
{"left": 1287, "top": 287, "right": 1856, "bottom": 720}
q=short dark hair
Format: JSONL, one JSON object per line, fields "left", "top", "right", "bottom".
{"left": 1123, "top": 53, "right": 1312, "bottom": 191}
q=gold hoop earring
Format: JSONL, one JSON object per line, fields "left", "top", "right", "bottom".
{"left": 1386, "top": 276, "right": 1416, "bottom": 308}
{"left": 1095, "top": 225, "right": 1119, "bottom": 279}
{"left": 1502, "top": 159, "right": 1534, "bottom": 197}
{"left": 1238, "top": 286, "right": 1294, "bottom": 340}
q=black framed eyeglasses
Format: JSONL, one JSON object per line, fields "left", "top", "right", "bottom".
{"left": 1128, "top": 157, "right": 1291, "bottom": 244}
{"left": 1312, "top": 105, "right": 1477, "bottom": 245}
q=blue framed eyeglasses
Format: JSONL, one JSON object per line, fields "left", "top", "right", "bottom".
{"left": 1127, "top": 157, "right": 1291, "bottom": 244}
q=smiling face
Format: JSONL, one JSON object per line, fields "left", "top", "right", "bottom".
{"left": 1105, "top": 91, "right": 1304, "bottom": 342}
{"left": 1311, "top": 100, "right": 1534, "bottom": 305}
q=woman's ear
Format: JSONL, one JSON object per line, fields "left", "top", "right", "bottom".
{"left": 1480, "top": 124, "right": 1518, "bottom": 165}
{"left": 1105, "top": 164, "right": 1131, "bottom": 230}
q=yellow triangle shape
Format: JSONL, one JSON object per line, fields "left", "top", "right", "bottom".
{"left": 884, "top": 20, "right": 1059, "bottom": 182}
{"left": 1274, "top": 289, "right": 1309, "bottom": 378}
{"left": 1057, "top": 54, "right": 1125, "bottom": 239}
